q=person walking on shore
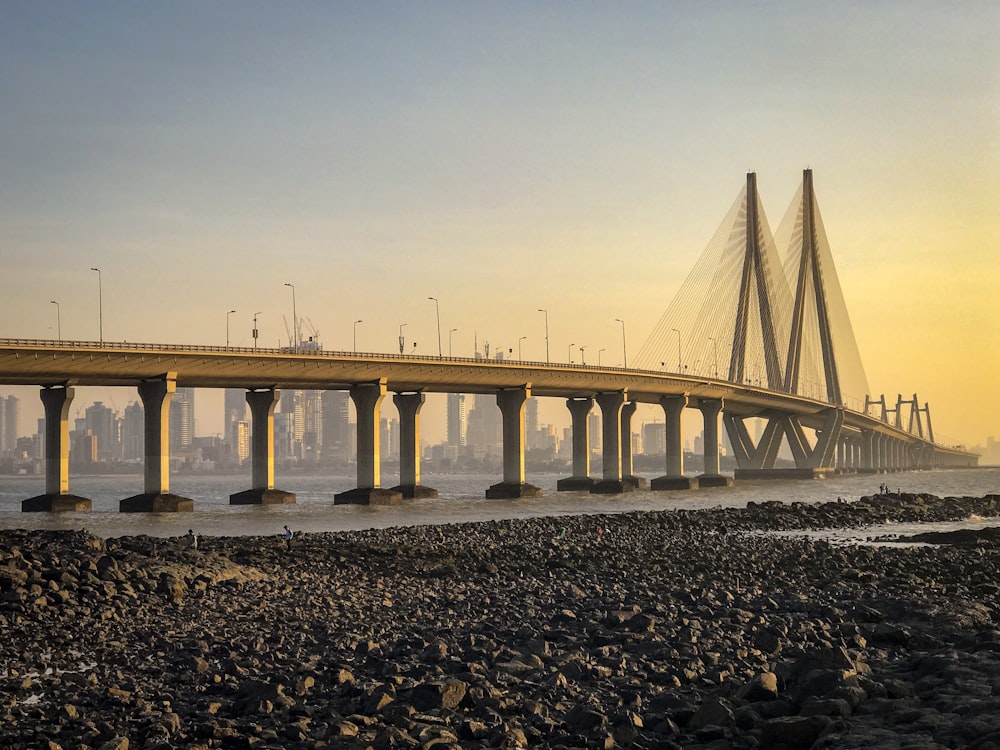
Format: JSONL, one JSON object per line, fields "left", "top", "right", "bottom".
{"left": 186, "top": 529, "right": 198, "bottom": 550}
{"left": 283, "top": 525, "right": 293, "bottom": 551}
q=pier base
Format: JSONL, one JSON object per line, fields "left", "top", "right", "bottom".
{"left": 697, "top": 474, "right": 735, "bottom": 488}
{"left": 624, "top": 475, "right": 648, "bottom": 489}
{"left": 650, "top": 476, "right": 700, "bottom": 491}
{"left": 486, "top": 482, "right": 543, "bottom": 499}
{"left": 334, "top": 488, "right": 404, "bottom": 505}
{"left": 390, "top": 484, "right": 439, "bottom": 499}
{"left": 556, "top": 476, "right": 594, "bottom": 491}
{"left": 229, "top": 489, "right": 297, "bottom": 505}
{"left": 120, "top": 493, "right": 194, "bottom": 513}
{"left": 22, "top": 494, "right": 92, "bottom": 512}
{"left": 590, "top": 480, "right": 636, "bottom": 495}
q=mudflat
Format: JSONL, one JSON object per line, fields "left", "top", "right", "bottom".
{"left": 2, "top": 492, "right": 999, "bottom": 749}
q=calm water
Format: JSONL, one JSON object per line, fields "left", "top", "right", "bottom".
{"left": 0, "top": 467, "right": 997, "bottom": 540}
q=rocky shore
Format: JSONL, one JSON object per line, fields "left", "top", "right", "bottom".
{"left": 2, "top": 492, "right": 1000, "bottom": 750}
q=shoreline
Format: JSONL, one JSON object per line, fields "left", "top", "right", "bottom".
{"left": 3, "top": 493, "right": 1000, "bottom": 749}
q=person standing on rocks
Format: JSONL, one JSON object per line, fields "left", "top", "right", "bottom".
{"left": 283, "top": 525, "right": 293, "bottom": 551}
{"left": 186, "top": 529, "right": 198, "bottom": 550}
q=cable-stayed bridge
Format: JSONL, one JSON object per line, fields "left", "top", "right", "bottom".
{"left": 0, "top": 170, "right": 977, "bottom": 511}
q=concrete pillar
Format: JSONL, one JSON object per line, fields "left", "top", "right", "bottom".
{"left": 652, "top": 395, "right": 698, "bottom": 490}
{"left": 121, "top": 374, "right": 194, "bottom": 512}
{"left": 837, "top": 439, "right": 846, "bottom": 471}
{"left": 876, "top": 433, "right": 888, "bottom": 472}
{"left": 620, "top": 401, "right": 647, "bottom": 489}
{"left": 859, "top": 429, "right": 875, "bottom": 473}
{"left": 336, "top": 380, "right": 402, "bottom": 504}
{"left": 391, "top": 392, "right": 437, "bottom": 498}
{"left": 591, "top": 390, "right": 632, "bottom": 494}
{"left": 557, "top": 397, "right": 594, "bottom": 491}
{"left": 487, "top": 386, "right": 542, "bottom": 498}
{"left": 230, "top": 389, "right": 295, "bottom": 505}
{"left": 698, "top": 399, "right": 733, "bottom": 487}
{"left": 23, "top": 386, "right": 91, "bottom": 511}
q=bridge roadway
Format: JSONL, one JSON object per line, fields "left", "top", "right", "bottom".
{"left": 0, "top": 339, "right": 976, "bottom": 512}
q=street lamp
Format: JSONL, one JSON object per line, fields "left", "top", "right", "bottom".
{"left": 598, "top": 347, "right": 605, "bottom": 366}
{"left": 284, "top": 282, "right": 297, "bottom": 350}
{"left": 353, "top": 319, "right": 363, "bottom": 353}
{"left": 580, "top": 345, "right": 587, "bottom": 365}
{"left": 615, "top": 318, "right": 627, "bottom": 368}
{"left": 50, "top": 300, "right": 60, "bottom": 340}
{"left": 226, "top": 309, "right": 236, "bottom": 347}
{"left": 253, "top": 311, "right": 262, "bottom": 349}
{"left": 398, "top": 323, "right": 407, "bottom": 354}
{"left": 518, "top": 336, "right": 527, "bottom": 360}
{"left": 428, "top": 297, "right": 441, "bottom": 357}
{"left": 537, "top": 308, "right": 549, "bottom": 363}
{"left": 449, "top": 328, "right": 458, "bottom": 357}
{"left": 671, "top": 327, "right": 681, "bottom": 372}
{"left": 90, "top": 267, "right": 102, "bottom": 343}
{"left": 568, "top": 342, "right": 574, "bottom": 363}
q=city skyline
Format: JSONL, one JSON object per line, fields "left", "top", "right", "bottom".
{"left": 1, "top": 3, "right": 997, "bottom": 447}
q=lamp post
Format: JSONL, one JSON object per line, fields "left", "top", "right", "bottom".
{"left": 398, "top": 323, "right": 407, "bottom": 354}
{"left": 518, "top": 336, "right": 527, "bottom": 360}
{"left": 449, "top": 328, "right": 458, "bottom": 357}
{"left": 537, "top": 308, "right": 549, "bottom": 363}
{"left": 353, "top": 319, "right": 363, "bottom": 353}
{"left": 284, "top": 282, "right": 297, "bottom": 350}
{"left": 428, "top": 297, "right": 441, "bottom": 357}
{"left": 598, "top": 347, "right": 605, "bottom": 366}
{"left": 615, "top": 318, "right": 627, "bottom": 368}
{"left": 252, "top": 311, "right": 262, "bottom": 349}
{"left": 568, "top": 343, "right": 574, "bottom": 363}
{"left": 580, "top": 345, "right": 587, "bottom": 365}
{"left": 90, "top": 267, "right": 102, "bottom": 343}
{"left": 50, "top": 300, "right": 60, "bottom": 340}
{"left": 671, "top": 327, "right": 681, "bottom": 372}
{"left": 226, "top": 309, "right": 236, "bottom": 347}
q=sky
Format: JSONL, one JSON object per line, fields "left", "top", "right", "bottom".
{"left": 1, "top": 1, "right": 998, "bottom": 449}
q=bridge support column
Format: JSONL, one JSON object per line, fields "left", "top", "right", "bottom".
{"left": 391, "top": 392, "right": 437, "bottom": 498}
{"left": 592, "top": 390, "right": 633, "bottom": 494}
{"left": 121, "top": 374, "right": 194, "bottom": 512}
{"left": 621, "top": 401, "right": 647, "bottom": 489}
{"left": 336, "top": 380, "right": 402, "bottom": 504}
{"left": 487, "top": 385, "right": 542, "bottom": 498}
{"left": 698, "top": 399, "right": 733, "bottom": 487}
{"left": 859, "top": 429, "right": 876, "bottom": 473}
{"left": 652, "top": 395, "right": 698, "bottom": 490}
{"left": 23, "top": 386, "right": 91, "bottom": 511}
{"left": 230, "top": 389, "right": 296, "bottom": 505}
{"left": 836, "top": 439, "right": 847, "bottom": 472}
{"left": 557, "top": 397, "right": 594, "bottom": 491}
{"left": 877, "top": 433, "right": 888, "bottom": 473}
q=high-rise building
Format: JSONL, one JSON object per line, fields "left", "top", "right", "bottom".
{"left": 170, "top": 387, "right": 195, "bottom": 450}
{"left": 588, "top": 412, "right": 601, "bottom": 454}
{"left": 85, "top": 401, "right": 118, "bottom": 462}
{"left": 446, "top": 393, "right": 467, "bottom": 448}
{"left": 321, "top": 390, "right": 351, "bottom": 462}
{"left": 1, "top": 395, "right": 18, "bottom": 457}
{"left": 642, "top": 422, "right": 665, "bottom": 455}
{"left": 466, "top": 394, "right": 501, "bottom": 457}
{"left": 122, "top": 402, "right": 144, "bottom": 461}
{"left": 224, "top": 389, "right": 247, "bottom": 460}
{"left": 525, "top": 396, "right": 538, "bottom": 449}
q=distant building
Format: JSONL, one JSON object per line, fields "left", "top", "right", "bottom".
{"left": 0, "top": 395, "right": 18, "bottom": 458}
{"left": 85, "top": 401, "right": 118, "bottom": 462}
{"left": 446, "top": 393, "right": 467, "bottom": 448}
{"left": 641, "top": 422, "right": 665, "bottom": 455}
{"left": 321, "top": 390, "right": 351, "bottom": 462}
{"left": 122, "top": 402, "right": 144, "bottom": 461}
{"left": 170, "top": 388, "right": 195, "bottom": 451}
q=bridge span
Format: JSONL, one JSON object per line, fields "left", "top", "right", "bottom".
{"left": 2, "top": 169, "right": 978, "bottom": 511}
{"left": 0, "top": 338, "right": 976, "bottom": 512}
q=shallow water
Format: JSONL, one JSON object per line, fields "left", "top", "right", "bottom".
{"left": 0, "top": 467, "right": 996, "bottom": 540}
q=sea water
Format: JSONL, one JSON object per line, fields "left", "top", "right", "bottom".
{"left": 0, "top": 467, "right": 996, "bottom": 540}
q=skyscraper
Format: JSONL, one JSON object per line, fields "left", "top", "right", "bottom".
{"left": 122, "top": 401, "right": 144, "bottom": 461}
{"left": 321, "top": 390, "right": 351, "bottom": 462}
{"left": 446, "top": 393, "right": 467, "bottom": 448}
{"left": 525, "top": 396, "right": 538, "bottom": 449}
{"left": 170, "top": 387, "right": 195, "bottom": 450}
{"left": 224, "top": 389, "right": 247, "bottom": 460}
